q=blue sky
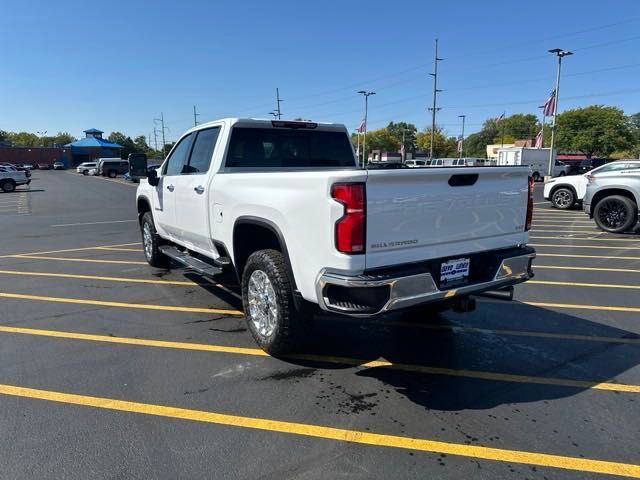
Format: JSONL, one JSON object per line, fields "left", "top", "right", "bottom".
{"left": 1, "top": 0, "right": 639, "bottom": 143}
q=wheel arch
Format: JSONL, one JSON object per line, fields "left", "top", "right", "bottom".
{"left": 550, "top": 183, "right": 578, "bottom": 199}
{"left": 137, "top": 196, "right": 152, "bottom": 223}
{"left": 591, "top": 188, "right": 638, "bottom": 214}
{"left": 233, "top": 216, "right": 297, "bottom": 290}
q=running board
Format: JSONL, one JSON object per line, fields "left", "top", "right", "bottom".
{"left": 159, "top": 246, "right": 223, "bottom": 277}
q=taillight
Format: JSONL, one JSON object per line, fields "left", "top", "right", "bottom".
{"left": 525, "top": 175, "right": 534, "bottom": 231}
{"left": 331, "top": 183, "right": 366, "bottom": 254}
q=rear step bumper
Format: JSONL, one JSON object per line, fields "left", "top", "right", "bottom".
{"left": 316, "top": 247, "right": 535, "bottom": 317}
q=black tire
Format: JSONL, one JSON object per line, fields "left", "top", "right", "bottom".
{"left": 108, "top": 170, "right": 117, "bottom": 178}
{"left": 242, "top": 249, "right": 306, "bottom": 355}
{"left": 559, "top": 171, "right": 566, "bottom": 176}
{"left": 82, "top": 170, "right": 89, "bottom": 175}
{"left": 532, "top": 172, "right": 541, "bottom": 182}
{"left": 551, "top": 187, "right": 575, "bottom": 210}
{"left": 593, "top": 195, "right": 637, "bottom": 233}
{"left": 0, "top": 180, "right": 16, "bottom": 193}
{"left": 140, "top": 212, "right": 169, "bottom": 268}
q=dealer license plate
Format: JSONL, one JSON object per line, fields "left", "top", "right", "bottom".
{"left": 440, "top": 258, "right": 470, "bottom": 283}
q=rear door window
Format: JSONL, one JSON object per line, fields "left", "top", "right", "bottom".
{"left": 225, "top": 128, "right": 354, "bottom": 168}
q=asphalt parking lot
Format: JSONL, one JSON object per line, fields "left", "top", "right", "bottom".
{"left": 1, "top": 170, "right": 640, "bottom": 479}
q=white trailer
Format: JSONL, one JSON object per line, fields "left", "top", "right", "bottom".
{"left": 496, "top": 147, "right": 567, "bottom": 181}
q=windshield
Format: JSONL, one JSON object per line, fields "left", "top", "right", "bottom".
{"left": 225, "top": 127, "right": 355, "bottom": 168}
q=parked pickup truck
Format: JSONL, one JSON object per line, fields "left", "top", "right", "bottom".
{"left": 132, "top": 118, "right": 535, "bottom": 354}
{"left": 0, "top": 165, "right": 31, "bottom": 192}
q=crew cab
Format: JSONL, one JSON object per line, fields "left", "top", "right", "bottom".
{"left": 0, "top": 165, "right": 31, "bottom": 192}
{"left": 133, "top": 118, "right": 535, "bottom": 354}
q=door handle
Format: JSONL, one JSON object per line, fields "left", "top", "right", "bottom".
{"left": 167, "top": 184, "right": 174, "bottom": 192}
{"left": 194, "top": 185, "right": 205, "bottom": 194}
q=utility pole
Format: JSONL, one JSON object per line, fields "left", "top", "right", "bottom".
{"left": 458, "top": 115, "right": 466, "bottom": 158}
{"left": 153, "top": 128, "right": 159, "bottom": 152}
{"left": 547, "top": 48, "right": 573, "bottom": 179}
{"left": 275, "top": 88, "right": 283, "bottom": 120}
{"left": 193, "top": 105, "right": 200, "bottom": 127}
{"left": 402, "top": 130, "right": 406, "bottom": 162}
{"left": 154, "top": 112, "right": 168, "bottom": 156}
{"left": 428, "top": 39, "right": 443, "bottom": 160}
{"left": 357, "top": 91, "right": 376, "bottom": 165}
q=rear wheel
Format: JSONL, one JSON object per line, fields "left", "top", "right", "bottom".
{"left": 140, "top": 212, "right": 169, "bottom": 268}
{"left": 551, "top": 187, "right": 575, "bottom": 210}
{"left": 108, "top": 170, "right": 117, "bottom": 178}
{"left": 532, "top": 172, "right": 541, "bottom": 182}
{"left": 82, "top": 170, "right": 89, "bottom": 175}
{"left": 0, "top": 180, "right": 16, "bottom": 193}
{"left": 242, "top": 249, "right": 306, "bottom": 355}
{"left": 593, "top": 195, "right": 637, "bottom": 233}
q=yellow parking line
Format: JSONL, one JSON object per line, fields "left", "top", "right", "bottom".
{"left": 0, "top": 292, "right": 243, "bottom": 315}
{"left": 1, "top": 384, "right": 639, "bottom": 477}
{"left": 528, "top": 280, "right": 640, "bottom": 290}
{"left": 0, "top": 242, "right": 141, "bottom": 257}
{"left": 8, "top": 255, "right": 147, "bottom": 265}
{"left": 531, "top": 236, "right": 640, "bottom": 243}
{"left": 0, "top": 325, "right": 639, "bottom": 393}
{"left": 531, "top": 243, "right": 640, "bottom": 250}
{"left": 0, "top": 269, "right": 238, "bottom": 296}
{"left": 95, "top": 247, "right": 142, "bottom": 252}
{"left": 535, "top": 265, "right": 640, "bottom": 274}
{"left": 522, "top": 300, "right": 640, "bottom": 314}
{"left": 538, "top": 253, "right": 640, "bottom": 260}
{"left": 0, "top": 269, "right": 197, "bottom": 286}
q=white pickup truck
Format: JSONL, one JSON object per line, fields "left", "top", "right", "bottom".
{"left": 133, "top": 118, "right": 535, "bottom": 354}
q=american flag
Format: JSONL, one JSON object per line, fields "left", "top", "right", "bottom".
{"left": 543, "top": 90, "right": 556, "bottom": 117}
{"left": 356, "top": 119, "right": 366, "bottom": 133}
{"left": 534, "top": 130, "right": 543, "bottom": 148}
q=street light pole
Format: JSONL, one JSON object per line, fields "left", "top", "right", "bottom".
{"left": 547, "top": 48, "right": 573, "bottom": 179}
{"left": 458, "top": 115, "right": 466, "bottom": 158}
{"left": 276, "top": 88, "right": 283, "bottom": 120}
{"left": 357, "top": 91, "right": 375, "bottom": 166}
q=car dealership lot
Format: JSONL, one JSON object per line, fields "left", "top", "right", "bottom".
{"left": 1, "top": 171, "right": 640, "bottom": 479}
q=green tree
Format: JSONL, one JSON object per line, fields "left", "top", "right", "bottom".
{"left": 0, "top": 130, "right": 8, "bottom": 143}
{"left": 628, "top": 112, "right": 640, "bottom": 158}
{"left": 108, "top": 131, "right": 136, "bottom": 158}
{"left": 415, "top": 128, "right": 457, "bottom": 157}
{"left": 351, "top": 128, "right": 400, "bottom": 157}
{"left": 52, "top": 132, "right": 75, "bottom": 146}
{"left": 386, "top": 121, "right": 417, "bottom": 154}
{"left": 494, "top": 113, "right": 539, "bottom": 142}
{"left": 556, "top": 105, "right": 633, "bottom": 158}
{"left": 7, "top": 131, "right": 39, "bottom": 146}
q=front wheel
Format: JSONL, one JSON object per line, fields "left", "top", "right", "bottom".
{"left": 551, "top": 188, "right": 575, "bottom": 210}
{"left": 0, "top": 180, "right": 16, "bottom": 193}
{"left": 532, "top": 172, "right": 540, "bottom": 182}
{"left": 242, "top": 249, "right": 306, "bottom": 355}
{"left": 140, "top": 212, "right": 169, "bottom": 268}
{"left": 593, "top": 195, "right": 637, "bottom": 233}
{"left": 108, "top": 170, "right": 117, "bottom": 178}
{"left": 82, "top": 170, "right": 89, "bottom": 176}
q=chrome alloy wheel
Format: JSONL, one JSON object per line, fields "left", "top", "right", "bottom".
{"left": 143, "top": 222, "right": 154, "bottom": 260}
{"left": 553, "top": 190, "right": 573, "bottom": 208}
{"left": 247, "top": 269, "right": 278, "bottom": 338}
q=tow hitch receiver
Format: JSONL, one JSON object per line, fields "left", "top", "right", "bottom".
{"left": 452, "top": 296, "right": 476, "bottom": 313}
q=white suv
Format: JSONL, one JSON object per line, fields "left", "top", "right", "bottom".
{"left": 76, "top": 162, "right": 97, "bottom": 175}
{"left": 543, "top": 160, "right": 640, "bottom": 209}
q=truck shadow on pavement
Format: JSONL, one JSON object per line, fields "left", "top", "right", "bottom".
{"left": 284, "top": 302, "right": 640, "bottom": 411}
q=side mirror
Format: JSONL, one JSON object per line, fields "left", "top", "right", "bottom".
{"left": 128, "top": 153, "right": 148, "bottom": 178}
{"left": 147, "top": 167, "right": 159, "bottom": 187}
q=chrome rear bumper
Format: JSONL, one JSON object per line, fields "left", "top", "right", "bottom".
{"left": 317, "top": 250, "right": 535, "bottom": 316}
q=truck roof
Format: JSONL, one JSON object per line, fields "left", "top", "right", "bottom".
{"left": 185, "top": 118, "right": 348, "bottom": 133}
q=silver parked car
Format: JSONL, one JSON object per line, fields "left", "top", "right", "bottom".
{"left": 583, "top": 164, "right": 640, "bottom": 233}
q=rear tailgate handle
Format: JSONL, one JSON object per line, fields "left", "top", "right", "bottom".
{"left": 448, "top": 174, "right": 479, "bottom": 187}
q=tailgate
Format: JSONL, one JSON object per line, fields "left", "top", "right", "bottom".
{"left": 365, "top": 167, "right": 529, "bottom": 269}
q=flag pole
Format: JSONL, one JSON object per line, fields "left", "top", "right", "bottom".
{"left": 500, "top": 111, "right": 506, "bottom": 147}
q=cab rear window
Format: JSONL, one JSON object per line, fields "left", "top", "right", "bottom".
{"left": 225, "top": 128, "right": 355, "bottom": 168}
